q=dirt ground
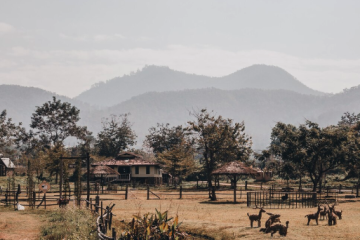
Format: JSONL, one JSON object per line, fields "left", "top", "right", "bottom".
{"left": 103, "top": 190, "right": 360, "bottom": 240}
{"left": 1, "top": 189, "right": 360, "bottom": 239}
{"left": 0, "top": 208, "right": 46, "bottom": 240}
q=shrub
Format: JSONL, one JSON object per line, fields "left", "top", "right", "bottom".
{"left": 120, "top": 209, "right": 188, "bottom": 240}
{"left": 40, "top": 206, "right": 97, "bottom": 240}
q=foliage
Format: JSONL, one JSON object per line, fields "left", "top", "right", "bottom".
{"left": 30, "top": 96, "right": 90, "bottom": 146}
{"left": 187, "top": 109, "right": 252, "bottom": 200}
{"left": 96, "top": 114, "right": 137, "bottom": 157}
{"left": 0, "top": 109, "right": 22, "bottom": 155}
{"left": 120, "top": 209, "right": 188, "bottom": 240}
{"left": 270, "top": 120, "right": 349, "bottom": 192}
{"left": 145, "top": 124, "right": 196, "bottom": 184}
{"left": 157, "top": 139, "right": 197, "bottom": 184}
{"left": 40, "top": 207, "right": 97, "bottom": 240}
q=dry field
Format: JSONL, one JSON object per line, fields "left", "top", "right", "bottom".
{"left": 1, "top": 189, "right": 360, "bottom": 239}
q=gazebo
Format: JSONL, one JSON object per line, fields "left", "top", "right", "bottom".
{"left": 212, "top": 161, "right": 258, "bottom": 203}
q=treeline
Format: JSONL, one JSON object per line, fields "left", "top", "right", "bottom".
{"left": 1, "top": 96, "right": 360, "bottom": 198}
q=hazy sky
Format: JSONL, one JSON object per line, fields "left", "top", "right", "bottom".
{"left": 1, "top": 0, "right": 360, "bottom": 97}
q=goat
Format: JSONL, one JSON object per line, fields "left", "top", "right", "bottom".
{"left": 260, "top": 213, "right": 281, "bottom": 232}
{"left": 332, "top": 203, "right": 343, "bottom": 220}
{"left": 247, "top": 207, "right": 266, "bottom": 228}
{"left": 305, "top": 205, "right": 321, "bottom": 225}
{"left": 327, "top": 204, "right": 338, "bottom": 226}
{"left": 319, "top": 205, "right": 328, "bottom": 220}
{"left": 266, "top": 221, "right": 289, "bottom": 237}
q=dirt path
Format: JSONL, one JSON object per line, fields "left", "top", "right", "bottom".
{"left": 0, "top": 208, "right": 46, "bottom": 240}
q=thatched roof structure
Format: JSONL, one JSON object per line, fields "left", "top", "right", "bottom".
{"left": 92, "top": 152, "right": 159, "bottom": 167}
{"left": 90, "top": 165, "right": 120, "bottom": 175}
{"left": 212, "top": 161, "right": 258, "bottom": 176}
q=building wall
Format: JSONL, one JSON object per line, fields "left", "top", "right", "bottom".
{"left": 131, "top": 165, "right": 162, "bottom": 178}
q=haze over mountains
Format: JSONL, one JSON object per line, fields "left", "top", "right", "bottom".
{"left": 1, "top": 64, "right": 359, "bottom": 149}
{"left": 75, "top": 65, "right": 325, "bottom": 107}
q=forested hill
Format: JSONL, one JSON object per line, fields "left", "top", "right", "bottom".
{"left": 105, "top": 86, "right": 360, "bottom": 149}
{"left": 75, "top": 65, "right": 325, "bottom": 107}
{"left": 1, "top": 84, "right": 359, "bottom": 149}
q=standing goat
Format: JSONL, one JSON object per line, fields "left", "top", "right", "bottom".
{"left": 327, "top": 204, "right": 338, "bottom": 226}
{"left": 305, "top": 205, "right": 322, "bottom": 225}
{"left": 247, "top": 207, "right": 266, "bottom": 228}
{"left": 319, "top": 205, "right": 328, "bottom": 220}
{"left": 266, "top": 221, "right": 289, "bottom": 237}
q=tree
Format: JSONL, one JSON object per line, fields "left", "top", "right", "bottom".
{"left": 145, "top": 124, "right": 196, "bottom": 186}
{"left": 145, "top": 123, "right": 186, "bottom": 155}
{"left": 187, "top": 109, "right": 252, "bottom": 200}
{"left": 270, "top": 121, "right": 349, "bottom": 192}
{"left": 29, "top": 97, "right": 91, "bottom": 182}
{"left": 96, "top": 114, "right": 136, "bottom": 157}
{"left": 30, "top": 97, "right": 90, "bottom": 146}
{"left": 0, "top": 110, "right": 22, "bottom": 155}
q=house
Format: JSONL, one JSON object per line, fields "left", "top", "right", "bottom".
{"left": 254, "top": 168, "right": 273, "bottom": 181}
{"left": 92, "top": 152, "right": 162, "bottom": 184}
{"left": 0, "top": 157, "right": 15, "bottom": 176}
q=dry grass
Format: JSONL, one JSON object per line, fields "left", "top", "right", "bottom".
{"left": 100, "top": 190, "right": 360, "bottom": 240}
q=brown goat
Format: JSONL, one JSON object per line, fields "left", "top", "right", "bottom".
{"left": 332, "top": 205, "right": 343, "bottom": 220}
{"left": 327, "top": 204, "right": 338, "bottom": 226}
{"left": 319, "top": 205, "right": 328, "bottom": 220}
{"left": 247, "top": 207, "right": 266, "bottom": 228}
{"left": 259, "top": 213, "right": 281, "bottom": 232}
{"left": 266, "top": 221, "right": 289, "bottom": 237}
{"left": 305, "top": 205, "right": 322, "bottom": 225}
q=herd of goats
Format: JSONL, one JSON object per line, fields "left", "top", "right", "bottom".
{"left": 247, "top": 202, "right": 343, "bottom": 237}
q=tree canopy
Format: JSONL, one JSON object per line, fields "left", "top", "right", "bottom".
{"left": 96, "top": 114, "right": 137, "bottom": 157}
{"left": 187, "top": 109, "right": 252, "bottom": 200}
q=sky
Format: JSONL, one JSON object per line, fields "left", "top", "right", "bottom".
{"left": 1, "top": 0, "right": 360, "bottom": 98}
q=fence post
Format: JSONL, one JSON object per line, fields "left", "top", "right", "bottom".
{"left": 147, "top": 185, "right": 149, "bottom": 200}
{"left": 260, "top": 182, "right": 263, "bottom": 190}
{"left": 44, "top": 193, "right": 46, "bottom": 209}
{"left": 339, "top": 184, "right": 342, "bottom": 194}
{"left": 112, "top": 228, "right": 117, "bottom": 240}
{"left": 180, "top": 186, "right": 182, "bottom": 199}
{"left": 33, "top": 191, "right": 36, "bottom": 208}
{"left": 90, "top": 198, "right": 93, "bottom": 211}
{"left": 95, "top": 196, "right": 100, "bottom": 214}
{"left": 101, "top": 201, "right": 103, "bottom": 218}
{"left": 245, "top": 181, "right": 248, "bottom": 191}
{"left": 109, "top": 212, "right": 113, "bottom": 229}
{"left": 105, "top": 219, "right": 108, "bottom": 234}
{"left": 125, "top": 184, "right": 128, "bottom": 200}
{"left": 356, "top": 184, "right": 359, "bottom": 198}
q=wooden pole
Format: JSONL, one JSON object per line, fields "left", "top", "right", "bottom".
{"left": 245, "top": 181, "right": 248, "bottom": 191}
{"left": 180, "top": 185, "right": 182, "bottom": 199}
{"left": 125, "top": 184, "right": 128, "bottom": 200}
{"left": 59, "top": 156, "right": 63, "bottom": 199}
{"left": 356, "top": 184, "right": 359, "bottom": 198}
{"left": 44, "top": 193, "right": 46, "bottom": 209}
{"left": 147, "top": 185, "right": 149, "bottom": 200}
{"left": 86, "top": 153, "right": 90, "bottom": 208}
{"left": 233, "top": 176, "right": 237, "bottom": 203}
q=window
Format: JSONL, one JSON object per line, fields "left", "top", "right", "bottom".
{"left": 135, "top": 166, "right": 139, "bottom": 174}
{"left": 146, "top": 166, "right": 150, "bottom": 174}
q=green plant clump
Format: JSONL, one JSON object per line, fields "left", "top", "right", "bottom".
{"left": 120, "top": 209, "right": 188, "bottom": 240}
{"left": 41, "top": 206, "right": 97, "bottom": 240}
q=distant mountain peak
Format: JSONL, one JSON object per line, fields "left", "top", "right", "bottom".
{"left": 76, "top": 64, "right": 325, "bottom": 107}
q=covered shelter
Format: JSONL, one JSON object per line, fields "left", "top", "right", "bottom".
{"left": 89, "top": 165, "right": 120, "bottom": 186}
{"left": 0, "top": 157, "right": 15, "bottom": 176}
{"left": 212, "top": 161, "right": 258, "bottom": 203}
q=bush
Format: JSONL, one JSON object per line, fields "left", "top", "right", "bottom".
{"left": 120, "top": 209, "right": 188, "bottom": 240}
{"left": 41, "top": 206, "right": 97, "bottom": 240}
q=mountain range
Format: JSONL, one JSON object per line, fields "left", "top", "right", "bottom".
{"left": 75, "top": 65, "right": 325, "bottom": 107}
{"left": 1, "top": 65, "right": 359, "bottom": 150}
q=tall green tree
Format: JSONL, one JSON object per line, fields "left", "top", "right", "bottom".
{"left": 29, "top": 97, "right": 91, "bottom": 182}
{"left": 96, "top": 114, "right": 136, "bottom": 157}
{"left": 145, "top": 124, "right": 196, "bottom": 185}
{"left": 270, "top": 121, "right": 349, "bottom": 192}
{"left": 187, "top": 109, "right": 252, "bottom": 200}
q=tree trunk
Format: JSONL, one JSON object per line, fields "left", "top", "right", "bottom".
{"left": 55, "top": 171, "right": 58, "bottom": 184}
